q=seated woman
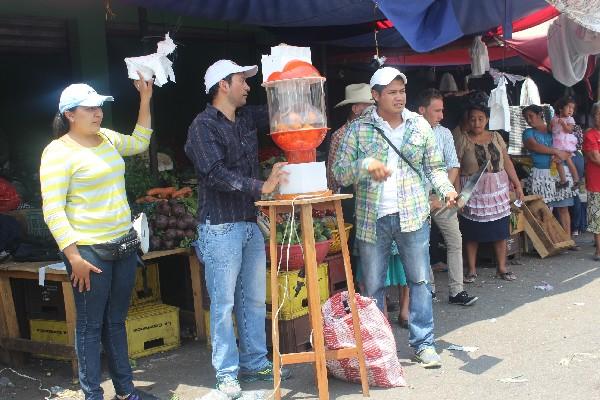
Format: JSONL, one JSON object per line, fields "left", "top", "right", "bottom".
{"left": 455, "top": 103, "right": 524, "bottom": 282}
{"left": 521, "top": 105, "right": 577, "bottom": 245}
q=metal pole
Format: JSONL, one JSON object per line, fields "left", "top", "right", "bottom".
{"left": 138, "top": 7, "right": 158, "bottom": 180}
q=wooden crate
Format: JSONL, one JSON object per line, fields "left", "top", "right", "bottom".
{"left": 324, "top": 253, "right": 348, "bottom": 295}
{"left": 522, "top": 195, "right": 574, "bottom": 258}
{"left": 510, "top": 210, "right": 525, "bottom": 235}
{"left": 265, "top": 314, "right": 312, "bottom": 354}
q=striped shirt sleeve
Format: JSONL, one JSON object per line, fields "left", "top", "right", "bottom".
{"left": 434, "top": 125, "right": 460, "bottom": 169}
{"left": 40, "top": 142, "right": 79, "bottom": 250}
{"left": 100, "top": 124, "right": 152, "bottom": 156}
{"left": 421, "top": 121, "right": 455, "bottom": 198}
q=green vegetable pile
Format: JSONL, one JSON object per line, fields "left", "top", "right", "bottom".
{"left": 273, "top": 218, "right": 332, "bottom": 245}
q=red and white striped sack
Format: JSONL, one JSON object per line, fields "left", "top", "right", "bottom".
{"left": 322, "top": 291, "right": 407, "bottom": 388}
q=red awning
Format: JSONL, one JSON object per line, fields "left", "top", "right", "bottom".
{"left": 373, "top": 5, "right": 559, "bottom": 36}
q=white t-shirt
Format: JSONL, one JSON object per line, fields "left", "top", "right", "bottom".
{"left": 376, "top": 111, "right": 406, "bottom": 218}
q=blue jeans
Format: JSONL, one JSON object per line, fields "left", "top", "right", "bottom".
{"left": 357, "top": 215, "right": 434, "bottom": 353}
{"left": 196, "top": 221, "right": 269, "bottom": 380}
{"left": 62, "top": 246, "right": 137, "bottom": 400}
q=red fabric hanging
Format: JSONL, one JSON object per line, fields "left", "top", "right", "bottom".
{"left": 0, "top": 177, "right": 20, "bottom": 212}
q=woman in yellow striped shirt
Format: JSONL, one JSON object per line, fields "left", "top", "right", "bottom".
{"left": 40, "top": 75, "right": 158, "bottom": 400}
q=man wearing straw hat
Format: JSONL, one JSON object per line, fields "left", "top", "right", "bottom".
{"left": 327, "top": 83, "right": 375, "bottom": 193}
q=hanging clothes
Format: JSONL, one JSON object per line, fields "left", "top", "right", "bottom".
{"left": 488, "top": 77, "right": 511, "bottom": 131}
{"left": 547, "top": 14, "right": 600, "bottom": 87}
{"left": 469, "top": 35, "right": 490, "bottom": 77}
{"left": 519, "top": 77, "right": 541, "bottom": 106}
{"left": 508, "top": 104, "right": 555, "bottom": 155}
{"left": 545, "top": 0, "right": 600, "bottom": 33}
{"left": 439, "top": 72, "right": 458, "bottom": 92}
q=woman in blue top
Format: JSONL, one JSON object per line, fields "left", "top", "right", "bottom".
{"left": 522, "top": 105, "right": 577, "bottom": 240}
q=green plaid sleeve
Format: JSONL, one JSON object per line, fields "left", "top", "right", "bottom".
{"left": 332, "top": 121, "right": 374, "bottom": 187}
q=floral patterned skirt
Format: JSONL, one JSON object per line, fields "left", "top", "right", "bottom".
{"left": 587, "top": 192, "right": 600, "bottom": 234}
{"left": 526, "top": 166, "right": 576, "bottom": 204}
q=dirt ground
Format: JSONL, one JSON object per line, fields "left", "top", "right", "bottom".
{"left": 2, "top": 233, "right": 600, "bottom": 400}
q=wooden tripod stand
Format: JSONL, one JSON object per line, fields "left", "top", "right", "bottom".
{"left": 256, "top": 194, "right": 369, "bottom": 400}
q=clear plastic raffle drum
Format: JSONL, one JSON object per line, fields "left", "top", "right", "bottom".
{"left": 264, "top": 61, "right": 328, "bottom": 164}
{"left": 262, "top": 51, "right": 330, "bottom": 197}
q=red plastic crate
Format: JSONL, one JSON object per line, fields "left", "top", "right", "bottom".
{"left": 266, "top": 240, "right": 331, "bottom": 270}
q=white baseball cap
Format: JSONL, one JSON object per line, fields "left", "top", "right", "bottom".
{"left": 58, "top": 84, "right": 114, "bottom": 114}
{"left": 204, "top": 59, "right": 258, "bottom": 94}
{"left": 369, "top": 67, "right": 408, "bottom": 88}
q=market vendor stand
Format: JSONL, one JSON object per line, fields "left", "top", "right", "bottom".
{"left": 257, "top": 193, "right": 369, "bottom": 400}
{"left": 0, "top": 247, "right": 206, "bottom": 379}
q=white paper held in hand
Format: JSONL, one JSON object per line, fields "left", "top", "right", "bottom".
{"left": 124, "top": 33, "right": 177, "bottom": 87}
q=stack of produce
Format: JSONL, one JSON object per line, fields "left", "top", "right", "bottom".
{"left": 148, "top": 199, "right": 197, "bottom": 251}
{"left": 132, "top": 186, "right": 198, "bottom": 251}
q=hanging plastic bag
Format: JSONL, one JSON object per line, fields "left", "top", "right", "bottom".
{"left": 322, "top": 291, "right": 407, "bottom": 388}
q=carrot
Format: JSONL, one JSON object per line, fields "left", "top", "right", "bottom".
{"left": 135, "top": 195, "right": 162, "bottom": 204}
{"left": 147, "top": 187, "right": 176, "bottom": 198}
{"left": 171, "top": 187, "right": 193, "bottom": 198}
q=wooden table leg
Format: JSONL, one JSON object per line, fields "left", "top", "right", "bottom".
{"left": 61, "top": 281, "right": 78, "bottom": 381}
{"left": 0, "top": 276, "right": 24, "bottom": 365}
{"left": 268, "top": 206, "right": 282, "bottom": 400}
{"left": 334, "top": 200, "right": 369, "bottom": 397}
{"left": 0, "top": 277, "right": 10, "bottom": 365}
{"left": 300, "top": 204, "right": 329, "bottom": 400}
{"left": 188, "top": 254, "right": 206, "bottom": 341}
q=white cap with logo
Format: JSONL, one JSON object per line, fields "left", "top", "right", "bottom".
{"left": 204, "top": 59, "right": 258, "bottom": 94}
{"left": 58, "top": 84, "right": 114, "bottom": 114}
{"left": 369, "top": 67, "right": 408, "bottom": 88}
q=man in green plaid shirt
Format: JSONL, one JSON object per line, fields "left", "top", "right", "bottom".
{"left": 333, "top": 67, "right": 458, "bottom": 368}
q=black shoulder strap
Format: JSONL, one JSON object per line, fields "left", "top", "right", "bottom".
{"left": 372, "top": 125, "right": 427, "bottom": 184}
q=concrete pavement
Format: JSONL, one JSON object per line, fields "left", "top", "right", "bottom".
{"left": 2, "top": 233, "right": 600, "bottom": 400}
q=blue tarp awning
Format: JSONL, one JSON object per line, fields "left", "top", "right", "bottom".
{"left": 120, "top": 0, "right": 550, "bottom": 52}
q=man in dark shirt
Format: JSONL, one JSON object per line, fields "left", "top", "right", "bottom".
{"left": 185, "top": 59, "right": 288, "bottom": 399}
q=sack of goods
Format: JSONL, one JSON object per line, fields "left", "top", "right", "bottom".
{"left": 322, "top": 291, "right": 407, "bottom": 388}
